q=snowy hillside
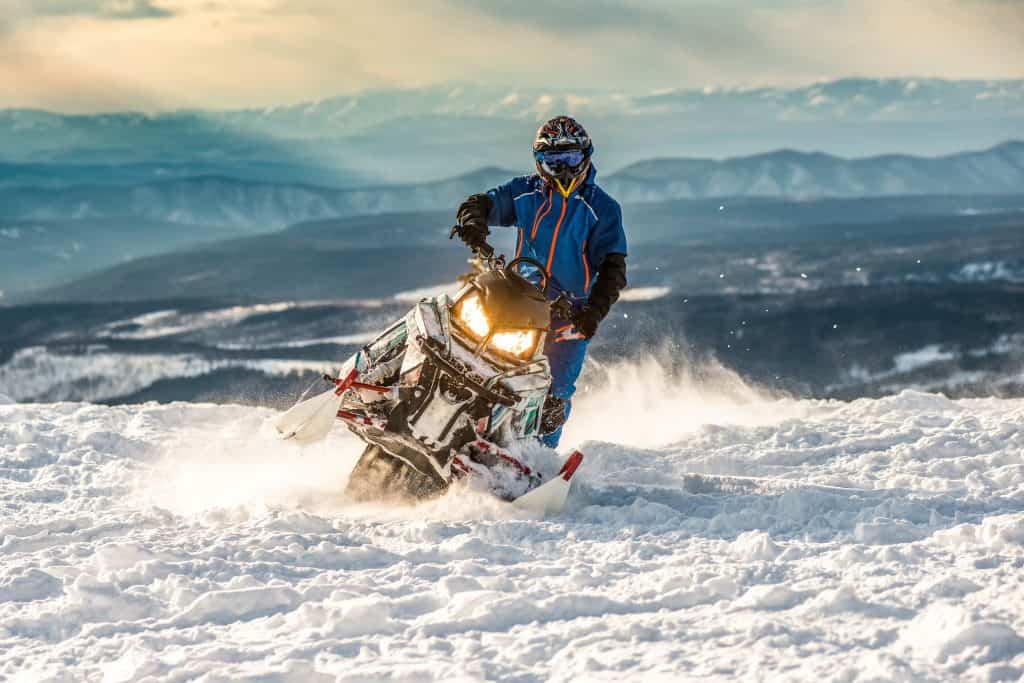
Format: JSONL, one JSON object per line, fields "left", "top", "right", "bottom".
{"left": 3, "top": 360, "right": 1024, "bottom": 681}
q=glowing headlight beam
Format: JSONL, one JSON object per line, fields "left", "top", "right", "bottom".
{"left": 456, "top": 293, "right": 540, "bottom": 359}
{"left": 490, "top": 329, "right": 539, "bottom": 357}
{"left": 458, "top": 293, "right": 490, "bottom": 338}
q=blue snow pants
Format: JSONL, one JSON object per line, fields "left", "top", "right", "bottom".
{"left": 540, "top": 335, "right": 589, "bottom": 448}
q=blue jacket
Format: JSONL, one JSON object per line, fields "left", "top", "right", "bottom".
{"left": 486, "top": 165, "right": 628, "bottom": 321}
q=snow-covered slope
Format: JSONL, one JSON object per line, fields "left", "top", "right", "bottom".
{"left": 2, "top": 361, "right": 1024, "bottom": 681}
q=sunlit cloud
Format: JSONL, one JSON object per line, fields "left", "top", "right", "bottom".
{"left": 7, "top": 0, "right": 175, "bottom": 21}
{"left": 1, "top": 0, "right": 1022, "bottom": 112}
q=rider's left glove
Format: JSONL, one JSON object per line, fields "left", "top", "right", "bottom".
{"left": 455, "top": 194, "right": 493, "bottom": 252}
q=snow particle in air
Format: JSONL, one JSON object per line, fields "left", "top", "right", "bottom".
{"left": 719, "top": 273, "right": 725, "bottom": 279}
{"left": 800, "top": 273, "right": 808, "bottom": 279}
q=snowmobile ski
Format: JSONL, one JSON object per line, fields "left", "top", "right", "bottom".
{"left": 511, "top": 450, "right": 584, "bottom": 515}
{"left": 274, "top": 370, "right": 359, "bottom": 445}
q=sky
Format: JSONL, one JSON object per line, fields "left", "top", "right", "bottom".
{"left": 1, "top": 0, "right": 1022, "bottom": 112}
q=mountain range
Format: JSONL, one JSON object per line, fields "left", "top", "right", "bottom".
{"left": 2, "top": 142, "right": 1021, "bottom": 231}
{"left": 608, "top": 141, "right": 1024, "bottom": 203}
{"left": 3, "top": 79, "right": 1022, "bottom": 180}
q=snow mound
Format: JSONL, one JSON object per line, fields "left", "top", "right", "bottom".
{"left": 3, "top": 367, "right": 1024, "bottom": 680}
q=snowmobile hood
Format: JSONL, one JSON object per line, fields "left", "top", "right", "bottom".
{"left": 472, "top": 269, "right": 551, "bottom": 331}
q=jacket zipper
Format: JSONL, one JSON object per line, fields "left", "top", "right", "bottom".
{"left": 546, "top": 194, "right": 569, "bottom": 273}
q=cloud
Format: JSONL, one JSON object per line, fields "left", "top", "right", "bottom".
{"left": 0, "top": 0, "right": 1021, "bottom": 111}
{"left": 15, "top": 0, "right": 175, "bottom": 20}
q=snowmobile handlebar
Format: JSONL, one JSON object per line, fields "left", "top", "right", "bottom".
{"left": 449, "top": 223, "right": 574, "bottom": 316}
{"left": 505, "top": 257, "right": 549, "bottom": 291}
{"left": 449, "top": 223, "right": 495, "bottom": 258}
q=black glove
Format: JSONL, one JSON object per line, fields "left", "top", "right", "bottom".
{"left": 454, "top": 193, "right": 493, "bottom": 252}
{"left": 570, "top": 305, "right": 602, "bottom": 339}
{"left": 572, "top": 253, "right": 627, "bottom": 339}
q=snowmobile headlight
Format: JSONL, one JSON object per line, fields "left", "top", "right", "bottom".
{"left": 454, "top": 292, "right": 540, "bottom": 359}
{"left": 456, "top": 292, "right": 491, "bottom": 338}
{"left": 490, "top": 328, "right": 539, "bottom": 358}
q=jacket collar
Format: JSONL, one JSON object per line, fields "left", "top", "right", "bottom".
{"left": 537, "top": 163, "right": 597, "bottom": 197}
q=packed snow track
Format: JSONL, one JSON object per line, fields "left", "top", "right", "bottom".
{"left": 2, "top": 366, "right": 1024, "bottom": 681}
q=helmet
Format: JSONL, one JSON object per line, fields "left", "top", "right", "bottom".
{"left": 533, "top": 115, "right": 592, "bottom": 194}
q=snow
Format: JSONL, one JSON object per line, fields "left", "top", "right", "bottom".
{"left": 215, "top": 332, "right": 379, "bottom": 350}
{"left": 96, "top": 302, "right": 337, "bottom": 341}
{"left": 392, "top": 281, "right": 462, "bottom": 302}
{"left": 892, "top": 344, "right": 956, "bottom": 374}
{"left": 618, "top": 286, "right": 671, "bottom": 302}
{"left": 955, "top": 261, "right": 1024, "bottom": 284}
{"left": 2, "top": 361, "right": 1024, "bottom": 681}
{"left": 0, "top": 346, "right": 334, "bottom": 402}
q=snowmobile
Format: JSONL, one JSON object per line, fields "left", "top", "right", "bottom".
{"left": 273, "top": 233, "right": 585, "bottom": 514}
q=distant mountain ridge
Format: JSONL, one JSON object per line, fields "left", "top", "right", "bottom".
{"left": 0, "top": 168, "right": 517, "bottom": 229}
{"left": 1, "top": 142, "right": 1021, "bottom": 229}
{"left": 0, "top": 160, "right": 375, "bottom": 189}
{"left": 606, "top": 141, "right": 1024, "bottom": 202}
{"left": 2, "top": 79, "right": 1022, "bottom": 179}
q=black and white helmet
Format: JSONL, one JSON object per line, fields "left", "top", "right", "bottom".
{"left": 533, "top": 115, "right": 593, "bottom": 190}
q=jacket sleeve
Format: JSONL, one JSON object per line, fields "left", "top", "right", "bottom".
{"left": 585, "top": 198, "right": 628, "bottom": 319}
{"left": 585, "top": 197, "right": 628, "bottom": 265}
{"left": 485, "top": 177, "right": 522, "bottom": 227}
{"left": 587, "top": 254, "right": 627, "bottom": 319}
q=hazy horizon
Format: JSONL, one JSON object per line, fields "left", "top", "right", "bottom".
{"left": 0, "top": 76, "right": 1020, "bottom": 117}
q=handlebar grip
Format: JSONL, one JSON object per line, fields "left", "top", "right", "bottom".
{"left": 450, "top": 223, "right": 494, "bottom": 258}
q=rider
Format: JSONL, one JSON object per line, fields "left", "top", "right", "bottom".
{"left": 454, "top": 115, "right": 628, "bottom": 448}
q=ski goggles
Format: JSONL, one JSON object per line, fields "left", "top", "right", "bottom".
{"left": 534, "top": 149, "right": 587, "bottom": 173}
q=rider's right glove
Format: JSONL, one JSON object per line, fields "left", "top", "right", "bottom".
{"left": 455, "top": 194, "right": 493, "bottom": 252}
